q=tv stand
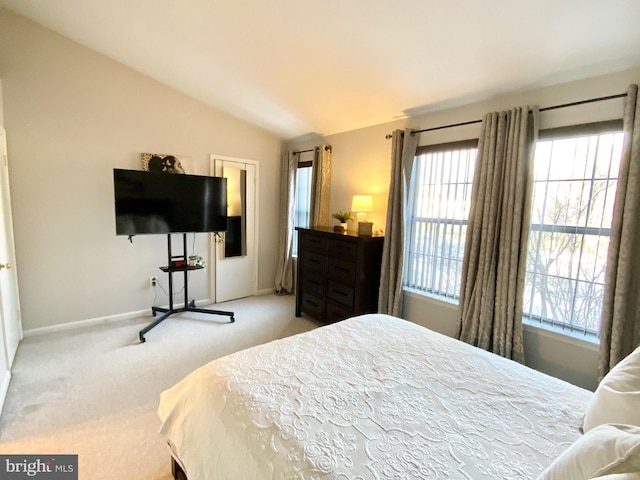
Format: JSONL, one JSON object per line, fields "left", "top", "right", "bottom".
{"left": 139, "top": 233, "right": 234, "bottom": 343}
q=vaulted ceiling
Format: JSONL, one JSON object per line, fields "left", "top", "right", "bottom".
{"left": 1, "top": 0, "right": 639, "bottom": 140}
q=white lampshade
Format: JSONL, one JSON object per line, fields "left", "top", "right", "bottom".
{"left": 351, "top": 195, "right": 373, "bottom": 213}
{"left": 351, "top": 195, "right": 374, "bottom": 227}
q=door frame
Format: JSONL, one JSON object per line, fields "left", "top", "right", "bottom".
{"left": 209, "top": 154, "right": 259, "bottom": 303}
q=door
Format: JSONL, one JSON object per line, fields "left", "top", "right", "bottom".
{"left": 0, "top": 127, "right": 22, "bottom": 368}
{"left": 210, "top": 155, "right": 258, "bottom": 302}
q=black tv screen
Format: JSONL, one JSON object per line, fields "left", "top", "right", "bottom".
{"left": 113, "top": 169, "right": 227, "bottom": 235}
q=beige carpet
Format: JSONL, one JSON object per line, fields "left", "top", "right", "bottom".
{"left": 0, "top": 294, "right": 318, "bottom": 479}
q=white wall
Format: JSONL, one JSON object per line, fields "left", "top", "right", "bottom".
{"left": 0, "top": 78, "right": 4, "bottom": 128}
{"left": 288, "top": 67, "right": 640, "bottom": 390}
{"left": 0, "top": 8, "right": 283, "bottom": 330}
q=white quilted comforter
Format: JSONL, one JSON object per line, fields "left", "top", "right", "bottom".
{"left": 158, "top": 314, "right": 591, "bottom": 479}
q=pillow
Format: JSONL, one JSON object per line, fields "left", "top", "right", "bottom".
{"left": 583, "top": 346, "right": 640, "bottom": 433}
{"left": 537, "top": 423, "right": 640, "bottom": 480}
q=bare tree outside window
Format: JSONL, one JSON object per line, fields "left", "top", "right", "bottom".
{"left": 523, "top": 130, "right": 624, "bottom": 336}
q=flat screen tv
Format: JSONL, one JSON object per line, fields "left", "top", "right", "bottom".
{"left": 113, "top": 169, "right": 227, "bottom": 235}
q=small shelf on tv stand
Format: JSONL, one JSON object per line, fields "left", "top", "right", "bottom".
{"left": 138, "top": 233, "right": 235, "bottom": 343}
{"left": 159, "top": 264, "right": 204, "bottom": 273}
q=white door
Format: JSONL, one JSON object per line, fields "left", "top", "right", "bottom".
{"left": 210, "top": 155, "right": 258, "bottom": 303}
{"left": 0, "top": 316, "right": 8, "bottom": 415}
{"left": 0, "top": 127, "right": 22, "bottom": 368}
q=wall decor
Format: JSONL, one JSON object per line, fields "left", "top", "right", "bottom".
{"left": 141, "top": 153, "right": 193, "bottom": 174}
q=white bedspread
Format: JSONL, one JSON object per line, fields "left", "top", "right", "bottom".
{"left": 158, "top": 314, "right": 591, "bottom": 479}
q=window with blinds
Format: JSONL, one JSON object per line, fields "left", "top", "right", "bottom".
{"left": 292, "top": 162, "right": 312, "bottom": 256}
{"left": 404, "top": 140, "right": 478, "bottom": 299}
{"left": 404, "top": 121, "right": 624, "bottom": 340}
{"left": 523, "top": 121, "right": 624, "bottom": 336}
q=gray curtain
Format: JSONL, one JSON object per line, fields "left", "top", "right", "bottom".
{"left": 309, "top": 145, "right": 332, "bottom": 227}
{"left": 598, "top": 84, "right": 640, "bottom": 378}
{"left": 274, "top": 150, "right": 297, "bottom": 294}
{"left": 456, "top": 107, "right": 538, "bottom": 363}
{"left": 378, "top": 129, "right": 418, "bottom": 316}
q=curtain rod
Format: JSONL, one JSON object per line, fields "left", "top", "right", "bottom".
{"left": 292, "top": 145, "right": 332, "bottom": 155}
{"left": 385, "top": 92, "right": 628, "bottom": 139}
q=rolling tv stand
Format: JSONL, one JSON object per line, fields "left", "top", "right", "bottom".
{"left": 139, "top": 233, "right": 234, "bottom": 343}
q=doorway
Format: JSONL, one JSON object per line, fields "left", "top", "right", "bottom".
{"left": 210, "top": 155, "right": 258, "bottom": 303}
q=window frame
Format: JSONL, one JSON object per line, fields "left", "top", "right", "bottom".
{"left": 292, "top": 158, "right": 313, "bottom": 257}
{"left": 404, "top": 139, "right": 478, "bottom": 299}
{"left": 522, "top": 120, "right": 624, "bottom": 338}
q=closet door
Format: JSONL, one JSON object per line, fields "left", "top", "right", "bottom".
{"left": 0, "top": 128, "right": 21, "bottom": 366}
{"left": 0, "top": 127, "right": 22, "bottom": 413}
{"left": 210, "top": 155, "right": 258, "bottom": 303}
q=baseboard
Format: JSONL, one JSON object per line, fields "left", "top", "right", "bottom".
{"left": 0, "top": 370, "right": 10, "bottom": 417}
{"left": 20, "top": 295, "right": 289, "bottom": 338}
{"left": 23, "top": 308, "right": 151, "bottom": 338}
{"left": 23, "top": 299, "right": 213, "bottom": 338}
{"left": 257, "top": 287, "right": 276, "bottom": 296}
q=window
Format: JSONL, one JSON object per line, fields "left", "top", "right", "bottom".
{"left": 404, "top": 121, "right": 624, "bottom": 340}
{"left": 292, "top": 161, "right": 312, "bottom": 256}
{"left": 523, "top": 122, "right": 624, "bottom": 336}
{"left": 404, "top": 140, "right": 478, "bottom": 299}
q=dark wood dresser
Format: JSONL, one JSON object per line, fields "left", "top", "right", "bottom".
{"left": 295, "top": 227, "right": 384, "bottom": 322}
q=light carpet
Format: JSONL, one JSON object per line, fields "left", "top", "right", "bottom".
{"left": 0, "top": 294, "right": 318, "bottom": 479}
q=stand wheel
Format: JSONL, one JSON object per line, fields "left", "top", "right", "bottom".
{"left": 139, "top": 334, "right": 146, "bottom": 343}
{"left": 230, "top": 316, "right": 235, "bottom": 323}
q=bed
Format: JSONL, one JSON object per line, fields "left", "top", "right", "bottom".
{"left": 158, "top": 314, "right": 640, "bottom": 479}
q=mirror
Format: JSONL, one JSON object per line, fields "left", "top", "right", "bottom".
{"left": 224, "top": 165, "right": 246, "bottom": 257}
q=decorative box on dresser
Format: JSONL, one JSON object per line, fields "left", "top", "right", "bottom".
{"left": 295, "top": 227, "right": 384, "bottom": 323}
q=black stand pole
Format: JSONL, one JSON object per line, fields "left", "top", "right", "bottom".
{"left": 139, "top": 233, "right": 235, "bottom": 343}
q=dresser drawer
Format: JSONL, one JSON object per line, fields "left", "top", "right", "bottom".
{"left": 301, "top": 251, "right": 325, "bottom": 273}
{"left": 328, "top": 257, "right": 356, "bottom": 284}
{"left": 302, "top": 271, "right": 324, "bottom": 296}
{"left": 328, "top": 238, "right": 358, "bottom": 260}
{"left": 301, "top": 234, "right": 326, "bottom": 253}
{"left": 326, "top": 280, "right": 354, "bottom": 307}
{"left": 300, "top": 293, "right": 323, "bottom": 319}
{"left": 326, "top": 302, "right": 354, "bottom": 323}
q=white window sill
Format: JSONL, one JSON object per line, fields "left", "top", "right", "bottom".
{"left": 522, "top": 319, "right": 599, "bottom": 351}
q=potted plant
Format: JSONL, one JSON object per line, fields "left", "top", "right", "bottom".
{"left": 331, "top": 211, "right": 354, "bottom": 233}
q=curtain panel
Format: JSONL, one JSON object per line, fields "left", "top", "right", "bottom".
{"left": 598, "top": 84, "right": 640, "bottom": 378}
{"left": 456, "top": 107, "right": 538, "bottom": 363}
{"left": 310, "top": 145, "right": 332, "bottom": 227}
{"left": 378, "top": 129, "right": 418, "bottom": 316}
{"left": 274, "top": 151, "right": 297, "bottom": 294}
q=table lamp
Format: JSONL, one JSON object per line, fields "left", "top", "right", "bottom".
{"left": 351, "top": 195, "right": 374, "bottom": 235}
